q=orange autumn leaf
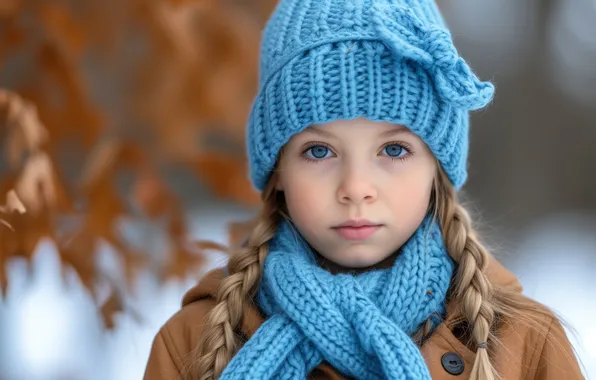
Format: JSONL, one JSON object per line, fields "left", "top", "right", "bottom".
{"left": 0, "top": 190, "right": 25, "bottom": 231}
{"left": 0, "top": 0, "right": 21, "bottom": 18}
{"left": 80, "top": 140, "right": 146, "bottom": 189}
{"left": 0, "top": 89, "right": 49, "bottom": 168}
{"left": 79, "top": 140, "right": 123, "bottom": 189}
{"left": 161, "top": 241, "right": 205, "bottom": 282}
{"left": 0, "top": 90, "right": 70, "bottom": 218}
{"left": 99, "top": 291, "right": 123, "bottom": 329}
{"left": 86, "top": 182, "right": 127, "bottom": 239}
{"left": 59, "top": 233, "right": 98, "bottom": 299}
{"left": 0, "top": 189, "right": 26, "bottom": 215}
{"left": 37, "top": 42, "right": 104, "bottom": 147}
{"left": 0, "top": 1, "right": 276, "bottom": 327}
{"left": 120, "top": 248, "right": 148, "bottom": 293}
{"left": 104, "top": 236, "right": 148, "bottom": 293}
{"left": 14, "top": 152, "right": 57, "bottom": 214}
{"left": 0, "top": 19, "right": 24, "bottom": 63}
{"left": 0, "top": 255, "right": 8, "bottom": 296}
{"left": 193, "top": 152, "right": 260, "bottom": 206}
{"left": 167, "top": 211, "right": 188, "bottom": 239}
{"left": 0, "top": 208, "right": 52, "bottom": 277}
{"left": 194, "top": 240, "right": 229, "bottom": 254}
{"left": 99, "top": 285, "right": 143, "bottom": 329}
{"left": 38, "top": 2, "right": 88, "bottom": 57}
{"left": 79, "top": 141, "right": 138, "bottom": 239}
{"left": 131, "top": 171, "right": 174, "bottom": 219}
{"left": 0, "top": 217, "right": 14, "bottom": 232}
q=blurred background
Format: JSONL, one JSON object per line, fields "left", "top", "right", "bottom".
{"left": 0, "top": 0, "right": 594, "bottom": 379}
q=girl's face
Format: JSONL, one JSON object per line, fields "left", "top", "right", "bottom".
{"left": 277, "top": 117, "right": 437, "bottom": 272}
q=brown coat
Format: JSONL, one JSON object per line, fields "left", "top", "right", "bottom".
{"left": 144, "top": 258, "right": 584, "bottom": 380}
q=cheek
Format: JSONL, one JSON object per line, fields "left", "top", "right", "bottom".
{"left": 283, "top": 177, "right": 326, "bottom": 221}
{"left": 386, "top": 167, "right": 434, "bottom": 213}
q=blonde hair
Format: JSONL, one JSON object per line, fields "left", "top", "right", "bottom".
{"left": 184, "top": 164, "right": 563, "bottom": 380}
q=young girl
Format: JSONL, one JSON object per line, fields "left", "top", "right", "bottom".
{"left": 144, "top": 0, "right": 584, "bottom": 379}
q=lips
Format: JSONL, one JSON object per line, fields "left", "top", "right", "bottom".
{"left": 332, "top": 219, "right": 382, "bottom": 241}
{"left": 334, "top": 219, "right": 379, "bottom": 228}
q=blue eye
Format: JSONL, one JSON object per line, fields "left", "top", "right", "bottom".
{"left": 383, "top": 144, "right": 406, "bottom": 157}
{"left": 305, "top": 145, "right": 331, "bottom": 159}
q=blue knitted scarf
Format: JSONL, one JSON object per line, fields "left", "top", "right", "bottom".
{"left": 220, "top": 216, "right": 455, "bottom": 379}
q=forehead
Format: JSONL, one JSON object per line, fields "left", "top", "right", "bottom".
{"left": 295, "top": 119, "right": 412, "bottom": 139}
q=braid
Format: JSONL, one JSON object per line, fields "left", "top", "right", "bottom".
{"left": 433, "top": 167, "right": 498, "bottom": 380}
{"left": 184, "top": 178, "right": 281, "bottom": 380}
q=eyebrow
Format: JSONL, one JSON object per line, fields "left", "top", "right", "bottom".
{"left": 379, "top": 126, "right": 409, "bottom": 137}
{"left": 305, "top": 125, "right": 410, "bottom": 139}
{"left": 304, "top": 126, "right": 336, "bottom": 139}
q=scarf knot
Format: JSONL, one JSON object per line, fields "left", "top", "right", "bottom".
{"left": 221, "top": 216, "right": 455, "bottom": 379}
{"left": 350, "top": 297, "right": 379, "bottom": 354}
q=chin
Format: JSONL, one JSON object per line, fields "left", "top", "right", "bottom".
{"left": 336, "top": 255, "right": 383, "bottom": 269}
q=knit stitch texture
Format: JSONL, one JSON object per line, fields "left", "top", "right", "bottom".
{"left": 247, "top": 0, "right": 495, "bottom": 190}
{"left": 219, "top": 216, "right": 455, "bottom": 379}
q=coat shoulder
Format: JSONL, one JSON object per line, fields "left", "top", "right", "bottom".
{"left": 496, "top": 305, "right": 584, "bottom": 380}
{"left": 144, "top": 288, "right": 219, "bottom": 379}
{"left": 532, "top": 311, "right": 585, "bottom": 379}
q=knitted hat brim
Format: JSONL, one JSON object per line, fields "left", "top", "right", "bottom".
{"left": 247, "top": 40, "right": 469, "bottom": 191}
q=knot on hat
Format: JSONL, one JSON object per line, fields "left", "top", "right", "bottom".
{"left": 422, "top": 28, "right": 458, "bottom": 70}
{"left": 372, "top": 0, "right": 494, "bottom": 110}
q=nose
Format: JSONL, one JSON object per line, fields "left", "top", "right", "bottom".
{"left": 336, "top": 164, "right": 378, "bottom": 205}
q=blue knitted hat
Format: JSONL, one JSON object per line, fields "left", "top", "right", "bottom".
{"left": 247, "top": 0, "right": 495, "bottom": 191}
